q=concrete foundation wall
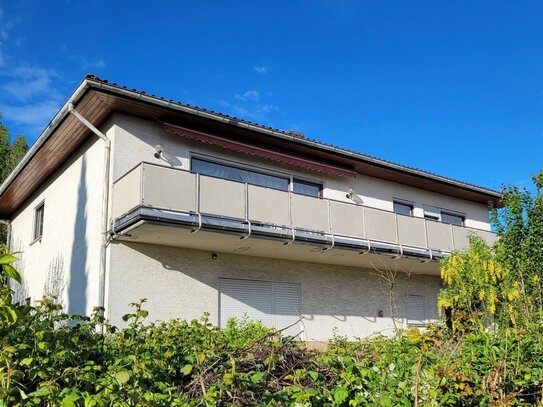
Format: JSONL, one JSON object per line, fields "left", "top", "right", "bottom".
{"left": 106, "top": 242, "right": 441, "bottom": 341}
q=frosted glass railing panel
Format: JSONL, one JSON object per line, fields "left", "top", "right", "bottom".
{"left": 112, "top": 166, "right": 142, "bottom": 218}
{"left": 453, "top": 227, "right": 497, "bottom": 251}
{"left": 330, "top": 201, "right": 364, "bottom": 237}
{"left": 199, "top": 176, "right": 245, "bottom": 219}
{"left": 113, "top": 163, "right": 499, "bottom": 255}
{"left": 426, "top": 221, "right": 453, "bottom": 251}
{"left": 365, "top": 207, "right": 397, "bottom": 244}
{"left": 397, "top": 215, "right": 427, "bottom": 248}
{"left": 142, "top": 165, "right": 196, "bottom": 213}
{"left": 291, "top": 194, "right": 329, "bottom": 232}
{"left": 248, "top": 185, "right": 290, "bottom": 226}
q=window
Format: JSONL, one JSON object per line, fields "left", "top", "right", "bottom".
{"left": 219, "top": 278, "right": 302, "bottom": 336}
{"left": 423, "top": 205, "right": 465, "bottom": 226}
{"left": 441, "top": 212, "right": 464, "bottom": 226}
{"left": 423, "top": 205, "right": 440, "bottom": 221}
{"left": 393, "top": 200, "right": 413, "bottom": 216}
{"left": 191, "top": 157, "right": 323, "bottom": 198}
{"left": 192, "top": 158, "right": 288, "bottom": 190}
{"left": 293, "top": 180, "right": 321, "bottom": 198}
{"left": 33, "top": 202, "right": 44, "bottom": 241}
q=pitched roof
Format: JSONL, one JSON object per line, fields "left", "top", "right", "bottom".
{"left": 0, "top": 74, "right": 501, "bottom": 217}
{"left": 84, "top": 75, "right": 501, "bottom": 197}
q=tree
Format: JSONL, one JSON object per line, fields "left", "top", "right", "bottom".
{"left": 0, "top": 115, "right": 10, "bottom": 182}
{"left": 439, "top": 171, "right": 543, "bottom": 331}
{"left": 0, "top": 114, "right": 29, "bottom": 245}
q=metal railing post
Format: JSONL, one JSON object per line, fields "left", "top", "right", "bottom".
{"left": 362, "top": 205, "right": 368, "bottom": 239}
{"left": 195, "top": 173, "right": 200, "bottom": 213}
{"left": 323, "top": 200, "right": 335, "bottom": 251}
{"left": 423, "top": 218, "right": 429, "bottom": 250}
{"left": 450, "top": 224, "right": 456, "bottom": 251}
{"left": 394, "top": 213, "right": 400, "bottom": 245}
{"left": 244, "top": 183, "right": 249, "bottom": 221}
{"left": 139, "top": 162, "right": 145, "bottom": 205}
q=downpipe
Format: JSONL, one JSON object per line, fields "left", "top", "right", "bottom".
{"left": 68, "top": 104, "right": 111, "bottom": 328}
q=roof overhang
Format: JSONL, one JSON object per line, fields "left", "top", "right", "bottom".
{"left": 0, "top": 75, "right": 502, "bottom": 218}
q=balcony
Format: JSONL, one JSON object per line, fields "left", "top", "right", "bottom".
{"left": 111, "top": 163, "right": 497, "bottom": 267}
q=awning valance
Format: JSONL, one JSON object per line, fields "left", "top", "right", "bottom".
{"left": 163, "top": 123, "right": 357, "bottom": 178}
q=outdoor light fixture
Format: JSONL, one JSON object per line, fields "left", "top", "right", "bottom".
{"left": 346, "top": 188, "right": 364, "bottom": 205}
{"left": 154, "top": 144, "right": 165, "bottom": 159}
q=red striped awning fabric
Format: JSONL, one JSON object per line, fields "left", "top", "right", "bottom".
{"left": 163, "top": 123, "right": 356, "bottom": 178}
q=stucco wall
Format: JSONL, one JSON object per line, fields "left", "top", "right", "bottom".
{"left": 109, "top": 113, "right": 491, "bottom": 230}
{"left": 9, "top": 135, "right": 110, "bottom": 315}
{"left": 106, "top": 242, "right": 441, "bottom": 341}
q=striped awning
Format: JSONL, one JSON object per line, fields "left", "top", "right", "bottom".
{"left": 163, "top": 123, "right": 357, "bottom": 178}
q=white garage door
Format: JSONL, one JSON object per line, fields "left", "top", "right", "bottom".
{"left": 219, "top": 278, "right": 302, "bottom": 336}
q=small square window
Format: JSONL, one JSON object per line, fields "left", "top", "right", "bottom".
{"left": 393, "top": 201, "right": 413, "bottom": 216}
{"left": 33, "top": 202, "right": 44, "bottom": 241}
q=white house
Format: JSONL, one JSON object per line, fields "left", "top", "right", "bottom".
{"left": 0, "top": 75, "right": 500, "bottom": 341}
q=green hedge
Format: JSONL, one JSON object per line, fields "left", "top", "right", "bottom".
{"left": 1, "top": 298, "right": 543, "bottom": 406}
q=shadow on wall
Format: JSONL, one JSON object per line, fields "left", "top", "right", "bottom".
{"left": 67, "top": 156, "right": 88, "bottom": 315}
{"left": 118, "top": 242, "right": 425, "bottom": 328}
{"left": 44, "top": 254, "right": 65, "bottom": 307}
{"left": 10, "top": 237, "right": 29, "bottom": 305}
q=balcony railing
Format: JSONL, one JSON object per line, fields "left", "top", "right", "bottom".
{"left": 112, "top": 162, "right": 497, "bottom": 256}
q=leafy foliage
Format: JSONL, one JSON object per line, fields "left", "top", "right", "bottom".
{"left": 2, "top": 298, "right": 543, "bottom": 405}
{"left": 1, "top": 173, "right": 543, "bottom": 405}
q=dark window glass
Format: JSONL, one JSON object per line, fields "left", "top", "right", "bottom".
{"left": 293, "top": 180, "right": 321, "bottom": 197}
{"left": 192, "top": 158, "right": 289, "bottom": 191}
{"left": 441, "top": 212, "right": 464, "bottom": 226}
{"left": 393, "top": 201, "right": 413, "bottom": 216}
{"left": 424, "top": 215, "right": 439, "bottom": 221}
{"left": 33, "top": 203, "right": 44, "bottom": 240}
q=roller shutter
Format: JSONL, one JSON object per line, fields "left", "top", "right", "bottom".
{"left": 406, "top": 294, "right": 427, "bottom": 327}
{"left": 219, "top": 278, "right": 302, "bottom": 336}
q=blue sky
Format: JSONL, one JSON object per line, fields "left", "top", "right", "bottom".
{"left": 0, "top": 1, "right": 541, "bottom": 192}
